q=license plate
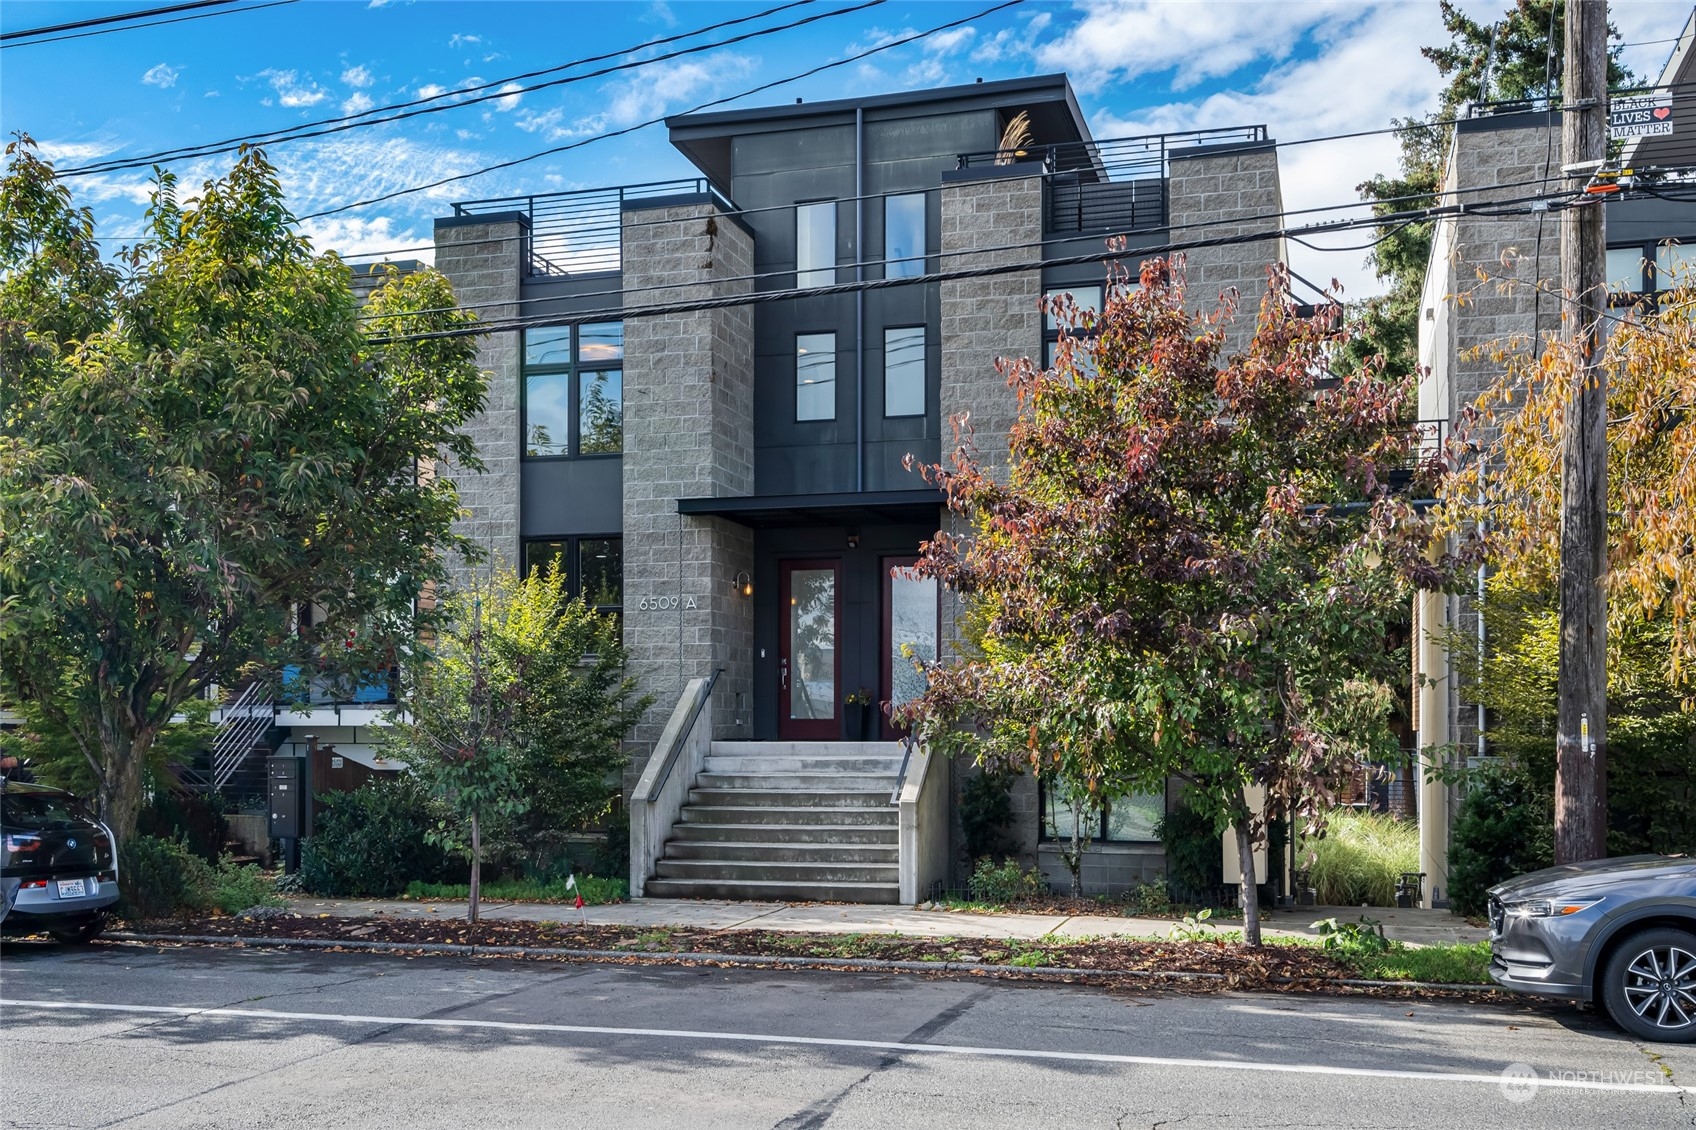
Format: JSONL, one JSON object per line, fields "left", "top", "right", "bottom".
{"left": 56, "top": 878, "right": 87, "bottom": 899}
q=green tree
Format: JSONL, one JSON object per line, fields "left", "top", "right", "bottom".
{"left": 897, "top": 258, "right": 1464, "bottom": 943}
{"left": 388, "top": 562, "right": 650, "bottom": 921}
{"left": 0, "top": 138, "right": 486, "bottom": 838}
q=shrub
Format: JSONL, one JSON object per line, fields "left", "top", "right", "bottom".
{"left": 1126, "top": 879, "right": 1173, "bottom": 916}
{"left": 403, "top": 874, "right": 627, "bottom": 904}
{"left": 1156, "top": 802, "right": 1222, "bottom": 904}
{"left": 959, "top": 770, "right": 1018, "bottom": 863}
{"left": 137, "top": 789, "right": 229, "bottom": 864}
{"left": 118, "top": 835, "right": 211, "bottom": 920}
{"left": 117, "top": 837, "right": 279, "bottom": 918}
{"left": 966, "top": 857, "right": 1044, "bottom": 904}
{"left": 1303, "top": 810, "right": 1419, "bottom": 907}
{"left": 1448, "top": 767, "right": 1553, "bottom": 918}
{"left": 299, "top": 775, "right": 459, "bottom": 897}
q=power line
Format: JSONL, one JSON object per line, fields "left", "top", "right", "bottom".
{"left": 0, "top": 0, "right": 294, "bottom": 49}
{"left": 300, "top": 0, "right": 1029, "bottom": 221}
{"left": 362, "top": 191, "right": 1581, "bottom": 346}
{"left": 60, "top": 0, "right": 843, "bottom": 176}
{"left": 1, "top": 0, "right": 230, "bottom": 41}
{"left": 347, "top": 175, "right": 1586, "bottom": 322}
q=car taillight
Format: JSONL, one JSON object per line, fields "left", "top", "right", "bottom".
{"left": 20, "top": 879, "right": 47, "bottom": 889}
{"left": 3, "top": 834, "right": 43, "bottom": 866}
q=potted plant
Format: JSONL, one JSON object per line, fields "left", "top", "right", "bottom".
{"left": 843, "top": 688, "right": 874, "bottom": 740}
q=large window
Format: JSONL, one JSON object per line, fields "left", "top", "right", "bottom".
{"left": 523, "top": 322, "right": 623, "bottom": 458}
{"left": 796, "top": 201, "right": 836, "bottom": 288}
{"left": 796, "top": 333, "right": 836, "bottom": 422}
{"left": 1040, "top": 782, "right": 1165, "bottom": 844}
{"left": 884, "top": 193, "right": 926, "bottom": 279}
{"left": 883, "top": 326, "right": 925, "bottom": 417}
{"left": 521, "top": 536, "right": 623, "bottom": 614}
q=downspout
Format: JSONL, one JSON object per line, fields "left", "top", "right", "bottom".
{"left": 1476, "top": 463, "right": 1487, "bottom": 764}
{"left": 855, "top": 105, "right": 866, "bottom": 493}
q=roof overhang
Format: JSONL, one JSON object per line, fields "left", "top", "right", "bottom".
{"left": 676, "top": 489, "right": 944, "bottom": 529}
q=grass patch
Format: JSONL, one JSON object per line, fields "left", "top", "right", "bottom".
{"left": 1304, "top": 810, "right": 1419, "bottom": 907}
{"left": 1340, "top": 940, "right": 1493, "bottom": 985}
{"left": 402, "top": 875, "right": 627, "bottom": 905}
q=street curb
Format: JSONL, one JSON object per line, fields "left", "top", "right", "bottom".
{"left": 104, "top": 931, "right": 1495, "bottom": 994}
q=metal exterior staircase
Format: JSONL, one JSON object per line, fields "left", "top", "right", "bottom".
{"left": 644, "top": 741, "right": 903, "bottom": 904}
{"left": 211, "top": 682, "right": 275, "bottom": 793}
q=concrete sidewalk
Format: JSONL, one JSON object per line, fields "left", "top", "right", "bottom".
{"left": 284, "top": 897, "right": 1487, "bottom": 947}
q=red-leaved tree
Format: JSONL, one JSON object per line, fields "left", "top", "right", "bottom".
{"left": 898, "top": 257, "right": 1467, "bottom": 943}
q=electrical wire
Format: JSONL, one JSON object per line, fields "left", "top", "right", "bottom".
{"left": 359, "top": 191, "right": 1588, "bottom": 345}
{"left": 0, "top": 0, "right": 231, "bottom": 41}
{"left": 299, "top": 0, "right": 1029, "bottom": 222}
{"left": 59, "top": 0, "right": 851, "bottom": 177}
{"left": 0, "top": 0, "right": 295, "bottom": 49}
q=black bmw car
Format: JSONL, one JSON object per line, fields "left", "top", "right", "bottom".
{"left": 1, "top": 781, "right": 120, "bottom": 943}
{"left": 1489, "top": 855, "right": 1696, "bottom": 1042}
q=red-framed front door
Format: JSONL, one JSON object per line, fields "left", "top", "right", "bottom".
{"left": 880, "top": 556, "right": 939, "bottom": 740}
{"left": 778, "top": 558, "right": 841, "bottom": 740}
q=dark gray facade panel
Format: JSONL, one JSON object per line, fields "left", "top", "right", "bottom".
{"left": 864, "top": 110, "right": 995, "bottom": 167}
{"left": 756, "top": 443, "right": 857, "bottom": 496}
{"left": 519, "top": 272, "right": 624, "bottom": 312}
{"left": 1605, "top": 196, "right": 1696, "bottom": 245}
{"left": 733, "top": 124, "right": 856, "bottom": 177}
{"left": 521, "top": 457, "right": 622, "bottom": 537}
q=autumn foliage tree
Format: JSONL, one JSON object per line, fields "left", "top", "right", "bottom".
{"left": 897, "top": 258, "right": 1465, "bottom": 943}
{"left": 0, "top": 139, "right": 486, "bottom": 837}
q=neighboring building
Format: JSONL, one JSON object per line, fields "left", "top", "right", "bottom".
{"left": 1415, "top": 12, "right": 1696, "bottom": 906}
{"left": 428, "top": 73, "right": 1290, "bottom": 902}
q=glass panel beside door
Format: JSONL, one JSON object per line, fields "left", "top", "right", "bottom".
{"left": 883, "top": 556, "right": 938, "bottom": 739}
{"left": 780, "top": 559, "right": 840, "bottom": 740}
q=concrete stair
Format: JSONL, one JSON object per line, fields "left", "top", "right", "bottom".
{"left": 644, "top": 741, "right": 905, "bottom": 904}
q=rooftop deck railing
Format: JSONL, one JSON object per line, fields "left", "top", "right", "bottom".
{"left": 958, "top": 125, "right": 1268, "bottom": 234}
{"left": 451, "top": 177, "right": 734, "bottom": 277}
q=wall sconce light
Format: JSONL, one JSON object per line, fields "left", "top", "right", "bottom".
{"left": 733, "top": 571, "right": 753, "bottom": 598}
{"left": 846, "top": 533, "right": 860, "bottom": 549}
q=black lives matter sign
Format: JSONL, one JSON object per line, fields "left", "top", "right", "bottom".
{"left": 1610, "top": 94, "right": 1674, "bottom": 140}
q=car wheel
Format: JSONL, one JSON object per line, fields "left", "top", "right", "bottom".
{"left": 1601, "top": 927, "right": 1696, "bottom": 1043}
{"left": 47, "top": 914, "right": 106, "bottom": 946}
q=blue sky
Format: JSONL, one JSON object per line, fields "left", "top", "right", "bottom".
{"left": 2, "top": 0, "right": 1689, "bottom": 296}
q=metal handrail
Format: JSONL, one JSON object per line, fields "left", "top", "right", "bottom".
{"left": 956, "top": 125, "right": 1268, "bottom": 179}
{"left": 890, "top": 734, "right": 915, "bottom": 805}
{"left": 651, "top": 668, "right": 723, "bottom": 796}
{"left": 452, "top": 177, "right": 735, "bottom": 277}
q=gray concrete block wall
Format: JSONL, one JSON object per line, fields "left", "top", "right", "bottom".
{"left": 433, "top": 217, "right": 526, "bottom": 576}
{"left": 1166, "top": 145, "right": 1287, "bottom": 356}
{"left": 620, "top": 203, "right": 756, "bottom": 779}
{"left": 937, "top": 173, "right": 1044, "bottom": 663}
{"left": 1441, "top": 117, "right": 1562, "bottom": 762}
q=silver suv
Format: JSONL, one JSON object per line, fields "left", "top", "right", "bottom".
{"left": 1, "top": 781, "right": 119, "bottom": 943}
{"left": 1489, "top": 855, "right": 1696, "bottom": 1042}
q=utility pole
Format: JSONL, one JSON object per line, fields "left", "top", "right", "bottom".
{"left": 1554, "top": 0, "right": 1610, "bottom": 863}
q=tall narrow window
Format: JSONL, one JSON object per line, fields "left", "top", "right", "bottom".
{"left": 796, "top": 333, "right": 836, "bottom": 422}
{"left": 883, "top": 326, "right": 925, "bottom": 417}
{"left": 796, "top": 201, "right": 836, "bottom": 287}
{"left": 884, "top": 193, "right": 926, "bottom": 278}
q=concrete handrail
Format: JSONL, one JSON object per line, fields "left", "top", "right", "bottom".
{"left": 628, "top": 674, "right": 719, "bottom": 899}
{"left": 895, "top": 739, "right": 949, "bottom": 905}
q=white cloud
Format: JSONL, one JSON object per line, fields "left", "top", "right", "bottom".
{"left": 493, "top": 81, "right": 523, "bottom": 111}
{"left": 342, "top": 92, "right": 375, "bottom": 115}
{"left": 204, "top": 89, "right": 221, "bottom": 98}
{"left": 515, "top": 106, "right": 565, "bottom": 135}
{"left": 262, "top": 69, "right": 330, "bottom": 108}
{"left": 298, "top": 214, "right": 432, "bottom": 265}
{"left": 642, "top": 2, "right": 677, "bottom": 28}
{"left": 599, "top": 53, "right": 757, "bottom": 127}
{"left": 448, "top": 33, "right": 481, "bottom": 48}
{"left": 925, "top": 27, "right": 977, "bottom": 55}
{"left": 1036, "top": 0, "right": 1368, "bottom": 92}
{"left": 341, "top": 65, "right": 373, "bottom": 88}
{"left": 142, "top": 63, "right": 179, "bottom": 88}
{"left": 1084, "top": 1, "right": 1449, "bottom": 299}
{"left": 417, "top": 83, "right": 448, "bottom": 99}
{"left": 35, "top": 139, "right": 112, "bottom": 163}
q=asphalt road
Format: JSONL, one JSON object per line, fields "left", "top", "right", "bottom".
{"left": 2, "top": 941, "right": 1694, "bottom": 1129}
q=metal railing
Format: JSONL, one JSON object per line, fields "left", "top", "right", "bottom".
{"left": 211, "top": 681, "right": 274, "bottom": 791}
{"left": 451, "top": 178, "right": 734, "bottom": 277}
{"left": 957, "top": 126, "right": 1268, "bottom": 234}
